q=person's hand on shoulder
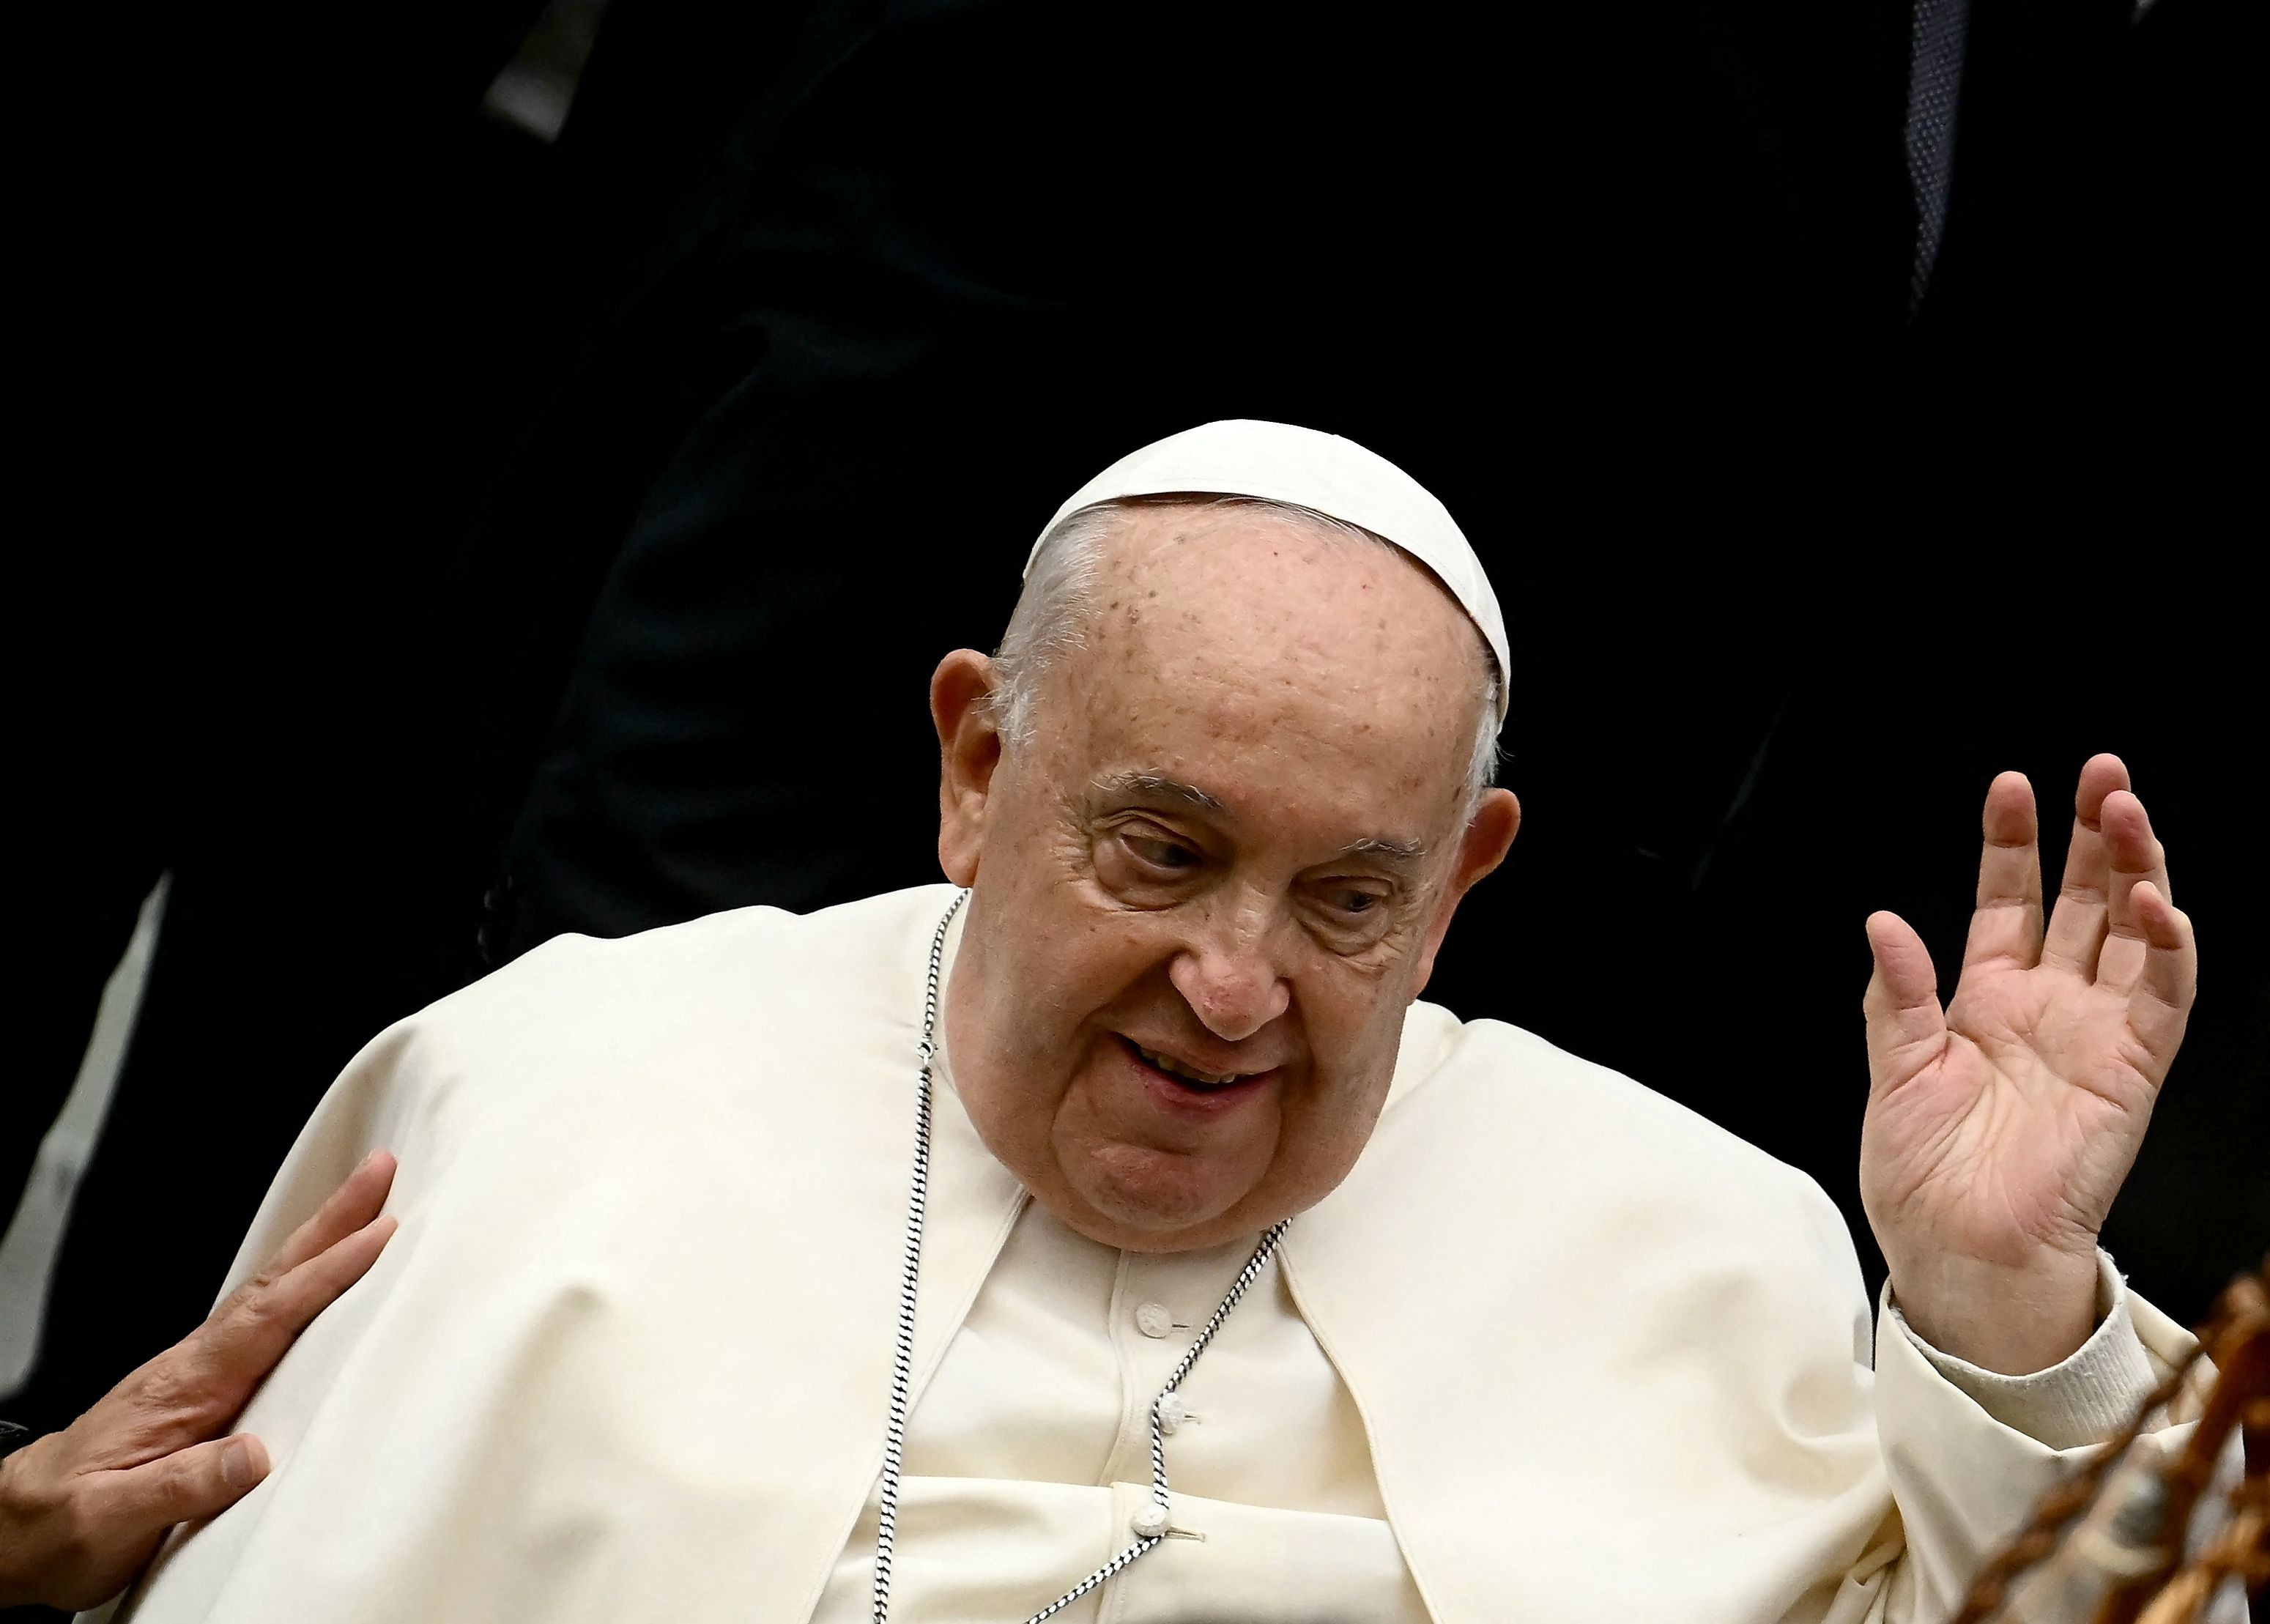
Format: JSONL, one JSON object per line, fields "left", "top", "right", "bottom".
{"left": 0, "top": 1150, "right": 397, "bottom": 1610}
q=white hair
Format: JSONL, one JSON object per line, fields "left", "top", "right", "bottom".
{"left": 990, "top": 497, "right": 1503, "bottom": 804}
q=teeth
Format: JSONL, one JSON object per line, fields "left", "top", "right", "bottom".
{"left": 1134, "top": 1042, "right": 1242, "bottom": 1088}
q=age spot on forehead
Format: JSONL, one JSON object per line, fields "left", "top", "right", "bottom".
{"left": 1045, "top": 507, "right": 1485, "bottom": 804}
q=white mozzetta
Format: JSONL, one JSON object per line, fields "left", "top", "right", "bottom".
{"left": 96, "top": 886, "right": 2222, "bottom": 1624}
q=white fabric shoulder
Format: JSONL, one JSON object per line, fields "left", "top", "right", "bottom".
{"left": 104, "top": 883, "right": 1015, "bottom": 1624}
{"left": 1396, "top": 1009, "right": 1859, "bottom": 1258}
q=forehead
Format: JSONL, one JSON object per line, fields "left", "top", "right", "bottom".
{"left": 1049, "top": 505, "right": 1485, "bottom": 816}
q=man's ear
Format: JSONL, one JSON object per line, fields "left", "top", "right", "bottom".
{"left": 932, "top": 649, "right": 1003, "bottom": 886}
{"left": 1410, "top": 787, "right": 1520, "bottom": 999}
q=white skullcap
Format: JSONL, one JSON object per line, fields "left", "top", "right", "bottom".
{"left": 1031, "top": 420, "right": 1507, "bottom": 722}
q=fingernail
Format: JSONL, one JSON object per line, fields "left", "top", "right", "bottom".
{"left": 222, "top": 1436, "right": 264, "bottom": 1487}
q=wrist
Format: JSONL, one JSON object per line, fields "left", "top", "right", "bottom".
{"left": 1887, "top": 1244, "right": 2103, "bottom": 1375}
{"left": 0, "top": 1444, "right": 42, "bottom": 1606}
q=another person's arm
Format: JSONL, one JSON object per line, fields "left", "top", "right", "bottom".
{"left": 0, "top": 1152, "right": 396, "bottom": 1612}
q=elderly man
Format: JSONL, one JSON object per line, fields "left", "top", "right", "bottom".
{"left": 15, "top": 422, "right": 2233, "bottom": 1620}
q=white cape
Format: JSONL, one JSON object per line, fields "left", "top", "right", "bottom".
{"left": 102, "top": 886, "right": 2215, "bottom": 1622}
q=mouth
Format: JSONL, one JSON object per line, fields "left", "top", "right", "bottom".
{"left": 1117, "top": 1034, "right": 1273, "bottom": 1101}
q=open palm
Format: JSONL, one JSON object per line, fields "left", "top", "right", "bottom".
{"left": 1858, "top": 755, "right": 2197, "bottom": 1367}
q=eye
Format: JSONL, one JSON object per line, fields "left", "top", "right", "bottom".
{"left": 1088, "top": 817, "right": 1214, "bottom": 905}
{"left": 1298, "top": 878, "right": 1400, "bottom": 953}
{"left": 1316, "top": 881, "right": 1393, "bottom": 920}
{"left": 1124, "top": 833, "right": 1201, "bottom": 872}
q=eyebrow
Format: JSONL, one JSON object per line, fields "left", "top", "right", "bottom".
{"left": 1335, "top": 835, "right": 1430, "bottom": 867}
{"left": 1093, "top": 771, "right": 1227, "bottom": 812}
{"left": 1094, "top": 771, "right": 1428, "bottom": 865}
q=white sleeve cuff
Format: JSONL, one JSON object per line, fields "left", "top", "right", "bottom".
{"left": 1888, "top": 1250, "right": 2158, "bottom": 1450}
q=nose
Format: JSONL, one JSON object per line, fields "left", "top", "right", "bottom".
{"left": 1167, "top": 900, "right": 1291, "bottom": 1043}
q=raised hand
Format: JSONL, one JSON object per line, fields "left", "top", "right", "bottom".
{"left": 1858, "top": 756, "right": 2197, "bottom": 1374}
{"left": 0, "top": 1150, "right": 397, "bottom": 1610}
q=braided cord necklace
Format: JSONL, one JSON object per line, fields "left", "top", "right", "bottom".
{"left": 872, "top": 893, "right": 1291, "bottom": 1624}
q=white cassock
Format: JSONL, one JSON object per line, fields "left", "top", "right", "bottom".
{"left": 92, "top": 885, "right": 2226, "bottom": 1624}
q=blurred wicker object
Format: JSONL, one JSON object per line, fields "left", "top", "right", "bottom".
{"left": 1950, "top": 1258, "right": 2269, "bottom": 1624}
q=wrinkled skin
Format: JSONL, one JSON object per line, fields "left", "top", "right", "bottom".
{"left": 931, "top": 503, "right": 2203, "bottom": 1376}
{"left": 932, "top": 505, "right": 1518, "bottom": 1253}
{"left": 1860, "top": 757, "right": 2197, "bottom": 1373}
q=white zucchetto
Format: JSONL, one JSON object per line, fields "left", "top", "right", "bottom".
{"left": 1031, "top": 419, "right": 1508, "bottom": 722}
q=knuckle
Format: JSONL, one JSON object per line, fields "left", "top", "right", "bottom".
{"left": 229, "top": 1280, "right": 284, "bottom": 1331}
{"left": 52, "top": 1480, "right": 108, "bottom": 1560}
{"left": 202, "top": 1281, "right": 289, "bottom": 1357}
{"left": 216, "top": 1278, "right": 273, "bottom": 1322}
{"left": 155, "top": 1450, "right": 207, "bottom": 1505}
{"left": 134, "top": 1357, "right": 229, "bottom": 1435}
{"left": 133, "top": 1359, "right": 193, "bottom": 1414}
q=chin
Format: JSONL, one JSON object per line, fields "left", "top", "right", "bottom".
{"left": 1068, "top": 1144, "right": 1253, "bottom": 1248}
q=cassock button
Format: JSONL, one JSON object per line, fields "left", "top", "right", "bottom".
{"left": 1131, "top": 1502, "right": 1171, "bottom": 1539}
{"left": 1135, "top": 1302, "right": 1175, "bottom": 1338}
{"left": 1155, "top": 1393, "right": 1187, "bottom": 1434}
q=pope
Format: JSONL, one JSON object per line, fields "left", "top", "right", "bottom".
{"left": 41, "top": 423, "right": 2241, "bottom": 1620}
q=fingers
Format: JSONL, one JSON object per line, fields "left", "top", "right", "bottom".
{"left": 100, "top": 1434, "right": 270, "bottom": 1532}
{"left": 1961, "top": 771, "right": 2044, "bottom": 976}
{"left": 66, "top": 1169, "right": 400, "bottom": 1476}
{"left": 0, "top": 1158, "right": 393, "bottom": 1609}
{"left": 1987, "top": 757, "right": 2192, "bottom": 1087}
{"left": 262, "top": 1150, "right": 396, "bottom": 1278}
{"left": 192, "top": 1212, "right": 399, "bottom": 1401}
{"left": 2118, "top": 880, "right": 2197, "bottom": 1080}
{"left": 0, "top": 1431, "right": 270, "bottom": 1612}
{"left": 1862, "top": 911, "right": 1946, "bottom": 1097}
{"left": 193, "top": 1149, "right": 399, "bottom": 1399}
{"left": 2091, "top": 789, "right": 2174, "bottom": 998}
{"left": 2041, "top": 754, "right": 2130, "bottom": 976}
{"left": 2099, "top": 786, "right": 2174, "bottom": 938}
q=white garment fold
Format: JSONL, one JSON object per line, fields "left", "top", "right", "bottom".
{"left": 809, "top": 1038, "right": 1425, "bottom": 1620}
{"left": 91, "top": 886, "right": 2230, "bottom": 1624}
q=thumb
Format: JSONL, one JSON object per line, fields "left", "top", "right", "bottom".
{"left": 103, "top": 1434, "right": 270, "bottom": 1532}
{"left": 1862, "top": 911, "right": 1946, "bottom": 1097}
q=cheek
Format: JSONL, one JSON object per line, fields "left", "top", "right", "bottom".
{"left": 1286, "top": 1058, "right": 1390, "bottom": 1159}
{"left": 982, "top": 902, "right": 1175, "bottom": 1067}
{"left": 1295, "top": 957, "right": 1412, "bottom": 1067}
{"left": 1261, "top": 1074, "right": 1394, "bottom": 1217}
{"left": 1052, "top": 886, "right": 1184, "bottom": 980}
{"left": 1276, "top": 979, "right": 1409, "bottom": 1150}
